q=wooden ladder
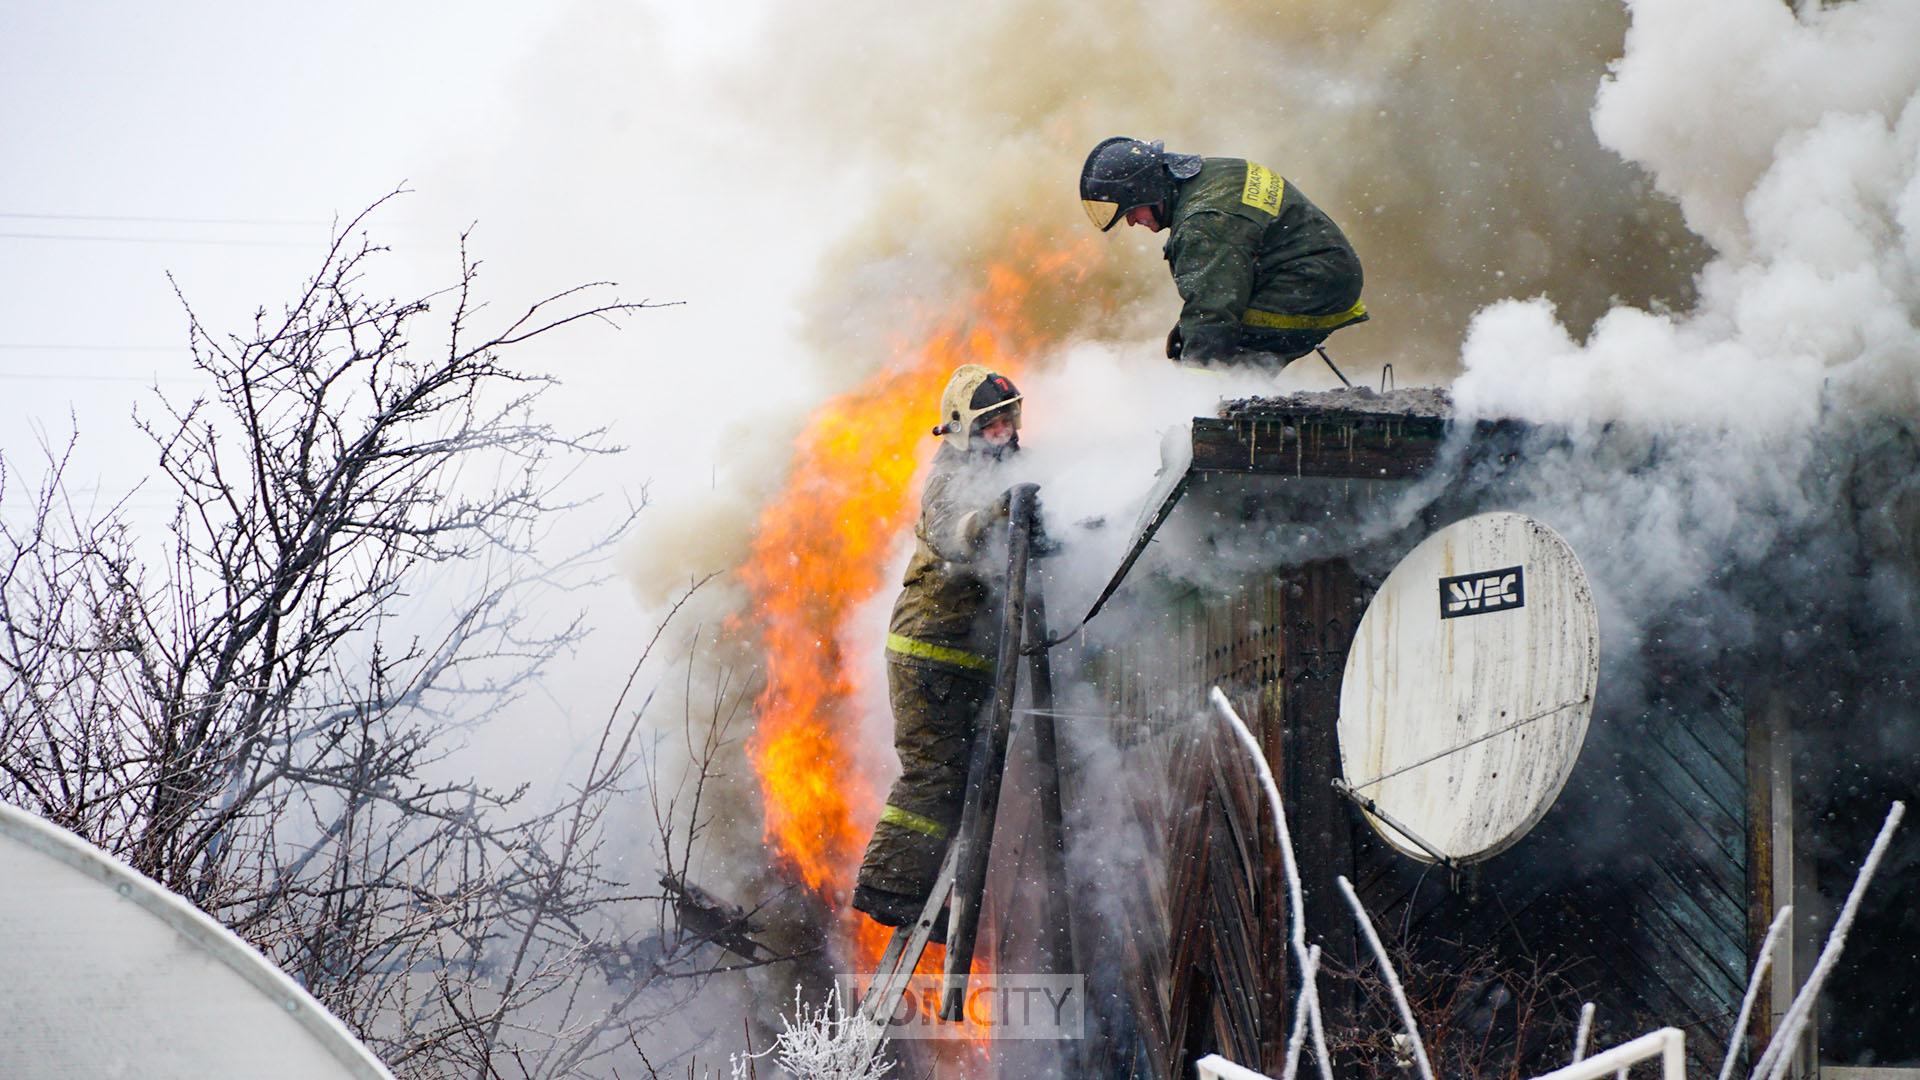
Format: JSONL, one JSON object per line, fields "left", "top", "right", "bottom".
{"left": 856, "top": 483, "right": 1074, "bottom": 1033}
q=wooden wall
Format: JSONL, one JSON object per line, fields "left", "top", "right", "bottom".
{"left": 1003, "top": 556, "right": 1754, "bottom": 1078}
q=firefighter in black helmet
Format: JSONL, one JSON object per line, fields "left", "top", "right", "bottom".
{"left": 1080, "top": 136, "right": 1368, "bottom": 368}
{"left": 852, "top": 365, "right": 1023, "bottom": 936}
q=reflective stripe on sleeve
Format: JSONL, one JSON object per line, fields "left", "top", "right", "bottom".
{"left": 885, "top": 632, "right": 995, "bottom": 672}
{"left": 1242, "top": 299, "right": 1369, "bottom": 331}
{"left": 880, "top": 804, "right": 950, "bottom": 838}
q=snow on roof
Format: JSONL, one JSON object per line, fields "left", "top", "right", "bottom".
{"left": 1218, "top": 385, "right": 1454, "bottom": 421}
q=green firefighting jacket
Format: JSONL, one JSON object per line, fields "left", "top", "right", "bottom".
{"left": 885, "top": 441, "right": 1007, "bottom": 679}
{"left": 1165, "top": 157, "right": 1367, "bottom": 362}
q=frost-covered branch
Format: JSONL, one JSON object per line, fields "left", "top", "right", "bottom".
{"left": 1750, "top": 801, "right": 1906, "bottom": 1080}
{"left": 1210, "top": 687, "right": 1334, "bottom": 1080}
{"left": 733, "top": 986, "right": 895, "bottom": 1080}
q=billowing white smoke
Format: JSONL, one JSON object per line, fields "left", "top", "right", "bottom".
{"left": 1451, "top": 0, "right": 1920, "bottom": 665}
{"left": 609, "top": 0, "right": 1918, "bottom": 1059}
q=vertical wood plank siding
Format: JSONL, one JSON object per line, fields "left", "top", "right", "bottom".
{"left": 975, "top": 408, "right": 1758, "bottom": 1076}
{"left": 996, "top": 560, "right": 1751, "bottom": 1078}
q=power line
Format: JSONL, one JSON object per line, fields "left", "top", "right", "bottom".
{"left": 0, "top": 372, "right": 203, "bottom": 383}
{"left": 0, "top": 344, "right": 182, "bottom": 352}
{"left": 0, "top": 231, "right": 318, "bottom": 248}
{"left": 0, "top": 211, "right": 329, "bottom": 227}
{"left": 0, "top": 500, "right": 182, "bottom": 512}
{"left": 0, "top": 342, "right": 201, "bottom": 382}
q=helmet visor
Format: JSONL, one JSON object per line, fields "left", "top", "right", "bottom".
{"left": 971, "top": 396, "right": 1020, "bottom": 426}
{"left": 973, "top": 401, "right": 1021, "bottom": 445}
{"left": 1081, "top": 197, "right": 1122, "bottom": 232}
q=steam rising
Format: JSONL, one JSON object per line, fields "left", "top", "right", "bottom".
{"left": 741, "top": 0, "right": 1703, "bottom": 380}
{"left": 614, "top": 0, "right": 1920, "bottom": 1063}
{"left": 635, "top": 0, "right": 1726, "bottom": 676}
{"left": 1454, "top": 0, "right": 1920, "bottom": 667}
{"left": 633, "top": 0, "right": 1720, "bottom": 621}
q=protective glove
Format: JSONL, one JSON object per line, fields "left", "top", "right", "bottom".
{"left": 1166, "top": 325, "right": 1184, "bottom": 361}
{"left": 1027, "top": 503, "right": 1062, "bottom": 558}
{"left": 1029, "top": 529, "right": 1061, "bottom": 558}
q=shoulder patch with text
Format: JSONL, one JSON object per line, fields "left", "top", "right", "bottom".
{"left": 1439, "top": 566, "right": 1525, "bottom": 619}
{"left": 1241, "top": 163, "right": 1284, "bottom": 216}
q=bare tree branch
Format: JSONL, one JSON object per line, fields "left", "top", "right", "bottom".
{"left": 0, "top": 196, "right": 779, "bottom": 1078}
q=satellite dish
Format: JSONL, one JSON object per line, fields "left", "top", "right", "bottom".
{"left": 0, "top": 801, "right": 394, "bottom": 1079}
{"left": 1337, "top": 511, "right": 1599, "bottom": 865}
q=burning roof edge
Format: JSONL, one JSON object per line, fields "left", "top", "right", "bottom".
{"left": 1197, "top": 385, "right": 1499, "bottom": 480}
{"left": 1067, "top": 386, "right": 1525, "bottom": 635}
{"left": 1221, "top": 385, "right": 1456, "bottom": 421}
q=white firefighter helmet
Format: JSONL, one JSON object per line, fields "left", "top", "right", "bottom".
{"left": 935, "top": 364, "right": 1022, "bottom": 450}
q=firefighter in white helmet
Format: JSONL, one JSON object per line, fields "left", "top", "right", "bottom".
{"left": 852, "top": 364, "right": 1023, "bottom": 933}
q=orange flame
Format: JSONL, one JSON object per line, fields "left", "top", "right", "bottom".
{"left": 736, "top": 353, "right": 954, "bottom": 896}
{"left": 738, "top": 230, "right": 1100, "bottom": 1064}
{"left": 740, "top": 230, "right": 1099, "bottom": 906}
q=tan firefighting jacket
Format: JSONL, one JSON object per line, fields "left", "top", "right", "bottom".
{"left": 885, "top": 441, "right": 1008, "bottom": 679}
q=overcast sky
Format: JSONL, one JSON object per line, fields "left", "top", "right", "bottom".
{"left": 0, "top": 2, "right": 837, "bottom": 516}
{"left": 0, "top": 2, "right": 884, "bottom": 794}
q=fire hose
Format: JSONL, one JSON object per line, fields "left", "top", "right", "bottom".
{"left": 1030, "top": 471, "right": 1192, "bottom": 652}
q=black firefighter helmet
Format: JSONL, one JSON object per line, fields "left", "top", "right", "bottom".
{"left": 1079, "top": 136, "right": 1203, "bottom": 231}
